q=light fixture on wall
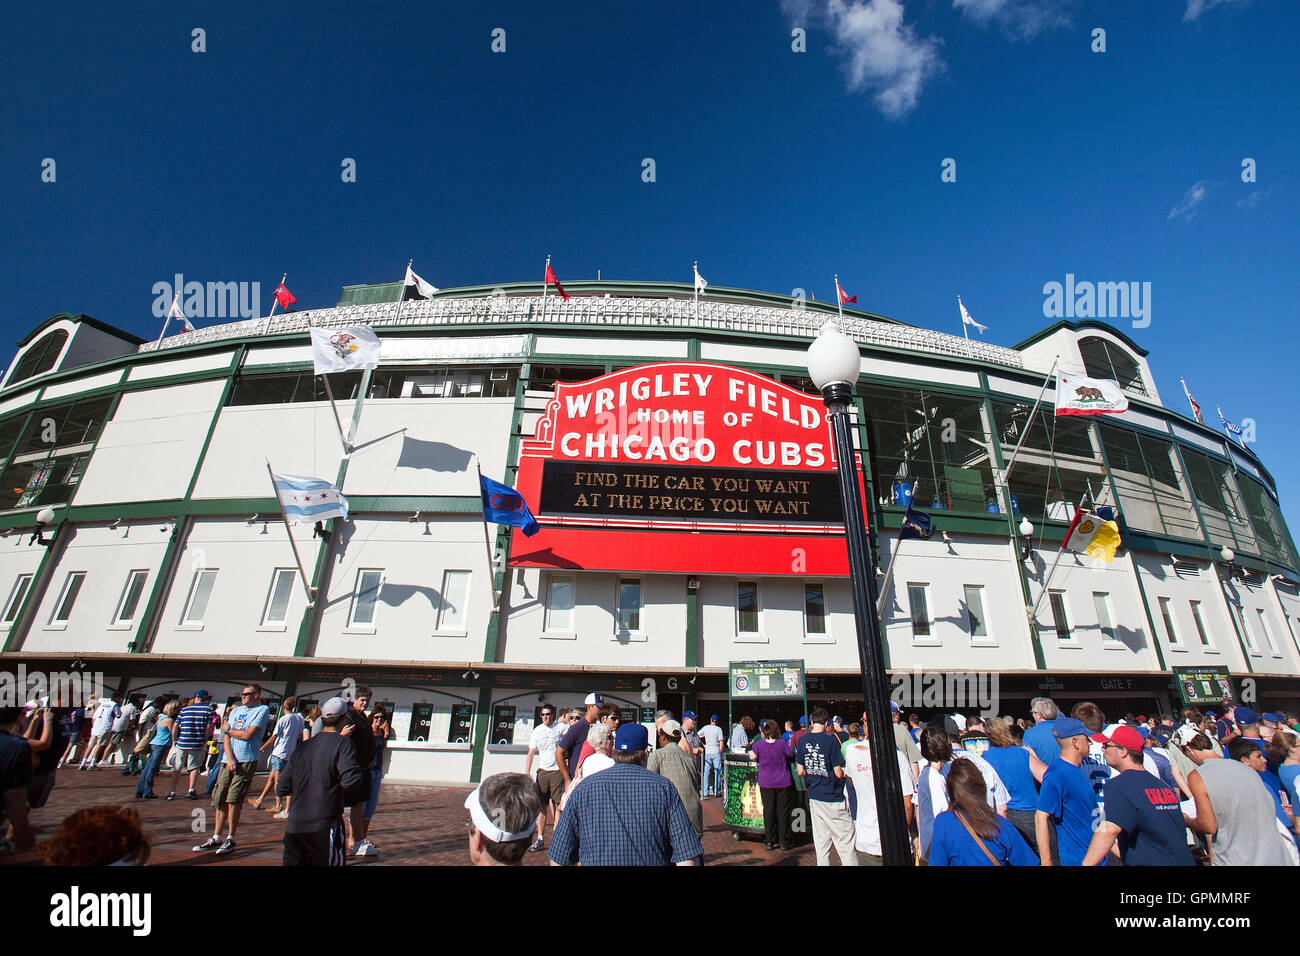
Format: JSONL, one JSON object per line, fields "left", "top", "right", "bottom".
{"left": 1019, "top": 517, "right": 1034, "bottom": 563}
{"left": 314, "top": 521, "right": 330, "bottom": 540}
{"left": 257, "top": 662, "right": 269, "bottom": 674}
{"left": 1218, "top": 545, "right": 1242, "bottom": 581}
{"left": 109, "top": 518, "right": 122, "bottom": 529}
{"left": 462, "top": 668, "right": 479, "bottom": 681}
{"left": 30, "top": 508, "right": 56, "bottom": 547}
{"left": 408, "top": 511, "right": 421, "bottom": 523}
{"left": 246, "top": 514, "right": 260, "bottom": 526}
{"left": 941, "top": 531, "right": 953, "bottom": 545}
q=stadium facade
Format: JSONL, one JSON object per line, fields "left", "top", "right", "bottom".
{"left": 0, "top": 279, "right": 1297, "bottom": 784}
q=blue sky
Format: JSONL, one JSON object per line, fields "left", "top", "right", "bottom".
{"left": 2, "top": 1, "right": 1296, "bottom": 526}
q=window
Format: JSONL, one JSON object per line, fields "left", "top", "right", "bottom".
{"left": 349, "top": 569, "right": 384, "bottom": 628}
{"left": 1256, "top": 609, "right": 1279, "bottom": 655}
{"left": 964, "top": 585, "right": 989, "bottom": 640}
{"left": 9, "top": 329, "right": 68, "bottom": 384}
{"left": 1078, "top": 336, "right": 1146, "bottom": 395}
{"left": 616, "top": 578, "right": 641, "bottom": 634}
{"left": 1049, "top": 591, "right": 1071, "bottom": 642}
{"left": 437, "top": 570, "right": 471, "bottom": 631}
{"left": 737, "top": 581, "right": 759, "bottom": 634}
{"left": 261, "top": 569, "right": 297, "bottom": 626}
{"left": 49, "top": 571, "right": 86, "bottom": 625}
{"left": 907, "top": 584, "right": 931, "bottom": 638}
{"left": 113, "top": 570, "right": 149, "bottom": 626}
{"left": 1, "top": 574, "right": 33, "bottom": 625}
{"left": 182, "top": 569, "right": 219, "bottom": 625}
{"left": 804, "top": 583, "right": 826, "bottom": 636}
{"left": 1158, "top": 597, "right": 1181, "bottom": 647}
{"left": 1232, "top": 604, "right": 1255, "bottom": 652}
{"left": 1093, "top": 592, "right": 1119, "bottom": 644}
{"left": 989, "top": 398, "right": 1103, "bottom": 522}
{"left": 545, "top": 574, "right": 575, "bottom": 631}
{"left": 1098, "top": 425, "right": 1201, "bottom": 541}
{"left": 1190, "top": 600, "right": 1213, "bottom": 647}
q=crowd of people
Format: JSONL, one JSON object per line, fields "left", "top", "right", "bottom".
{"left": 0, "top": 683, "right": 394, "bottom": 865}
{"left": 5, "top": 686, "right": 1300, "bottom": 867}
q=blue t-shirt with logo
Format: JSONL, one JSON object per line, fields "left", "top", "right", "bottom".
{"left": 227, "top": 704, "right": 270, "bottom": 763}
{"left": 795, "top": 731, "right": 846, "bottom": 803}
{"left": 1037, "top": 759, "right": 1103, "bottom": 866}
{"left": 1103, "top": 770, "right": 1194, "bottom": 866}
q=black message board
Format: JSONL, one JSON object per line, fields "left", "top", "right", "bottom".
{"left": 540, "top": 461, "right": 843, "bottom": 523}
{"left": 408, "top": 703, "right": 433, "bottom": 742}
{"left": 492, "top": 704, "right": 517, "bottom": 745}
{"left": 448, "top": 703, "right": 474, "bottom": 744}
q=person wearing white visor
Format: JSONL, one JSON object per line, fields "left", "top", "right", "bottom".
{"left": 465, "top": 772, "right": 541, "bottom": 866}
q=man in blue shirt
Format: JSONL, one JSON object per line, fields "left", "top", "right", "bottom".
{"left": 548, "top": 722, "right": 702, "bottom": 866}
{"left": 1022, "top": 697, "right": 1060, "bottom": 766}
{"left": 1083, "top": 725, "right": 1193, "bottom": 866}
{"left": 1035, "top": 717, "right": 1103, "bottom": 866}
{"left": 796, "top": 707, "right": 857, "bottom": 866}
{"left": 193, "top": 683, "right": 270, "bottom": 858}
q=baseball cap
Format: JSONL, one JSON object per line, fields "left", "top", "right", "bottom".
{"left": 710, "top": 714, "right": 718, "bottom": 722}
{"left": 926, "top": 714, "right": 960, "bottom": 736}
{"left": 1052, "top": 717, "right": 1092, "bottom": 740}
{"left": 890, "top": 700, "right": 900, "bottom": 713}
{"left": 799, "top": 715, "right": 807, "bottom": 726}
{"left": 194, "top": 689, "right": 210, "bottom": 700}
{"left": 660, "top": 719, "right": 683, "bottom": 738}
{"left": 1173, "top": 724, "right": 1204, "bottom": 748}
{"left": 1235, "top": 706, "right": 1259, "bottom": 725}
{"left": 1205, "top": 710, "right": 1218, "bottom": 719}
{"left": 1136, "top": 726, "right": 1151, "bottom": 739}
{"left": 832, "top": 715, "right": 842, "bottom": 725}
{"left": 683, "top": 710, "right": 697, "bottom": 721}
{"left": 1263, "top": 713, "right": 1283, "bottom": 723}
{"left": 615, "top": 722, "right": 649, "bottom": 751}
{"left": 952, "top": 713, "right": 967, "bottom": 732}
{"left": 584, "top": 693, "right": 603, "bottom": 707}
{"left": 322, "top": 696, "right": 349, "bottom": 718}
{"left": 1091, "top": 725, "right": 1144, "bottom": 751}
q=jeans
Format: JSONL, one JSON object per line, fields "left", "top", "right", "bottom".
{"left": 760, "top": 785, "right": 792, "bottom": 847}
{"left": 703, "top": 753, "right": 723, "bottom": 796}
{"left": 135, "top": 745, "right": 168, "bottom": 797}
{"left": 362, "top": 771, "right": 383, "bottom": 820}
{"left": 205, "top": 755, "right": 222, "bottom": 793}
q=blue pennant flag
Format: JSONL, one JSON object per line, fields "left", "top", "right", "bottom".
{"left": 480, "top": 474, "right": 539, "bottom": 537}
{"left": 899, "top": 504, "right": 934, "bottom": 540}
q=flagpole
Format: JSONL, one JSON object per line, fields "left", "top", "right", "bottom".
{"left": 541, "top": 255, "right": 550, "bottom": 324}
{"left": 875, "top": 479, "right": 921, "bottom": 615}
{"left": 266, "top": 459, "right": 317, "bottom": 605}
{"left": 473, "top": 457, "right": 501, "bottom": 612}
{"left": 1000, "top": 355, "right": 1060, "bottom": 487}
{"left": 155, "top": 293, "right": 180, "bottom": 347}
{"left": 693, "top": 261, "right": 700, "bottom": 321}
{"left": 261, "top": 273, "right": 287, "bottom": 335}
{"left": 1028, "top": 545, "right": 1069, "bottom": 622}
{"left": 320, "top": 374, "right": 351, "bottom": 453}
{"left": 834, "top": 274, "right": 844, "bottom": 323}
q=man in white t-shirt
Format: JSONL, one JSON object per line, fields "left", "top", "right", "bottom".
{"left": 524, "top": 703, "right": 564, "bottom": 852}
{"left": 699, "top": 715, "right": 726, "bottom": 799}
{"left": 80, "top": 695, "right": 121, "bottom": 770}
{"left": 843, "top": 726, "right": 915, "bottom": 865}
{"left": 107, "top": 698, "right": 139, "bottom": 768}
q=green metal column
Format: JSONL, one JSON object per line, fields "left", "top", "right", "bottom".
{"left": 483, "top": 353, "right": 532, "bottom": 664}
{"left": 3, "top": 517, "right": 70, "bottom": 652}
{"left": 467, "top": 683, "right": 494, "bottom": 784}
{"left": 685, "top": 581, "right": 699, "bottom": 668}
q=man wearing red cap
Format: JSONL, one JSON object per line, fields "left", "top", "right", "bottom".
{"left": 1082, "top": 725, "right": 1194, "bottom": 866}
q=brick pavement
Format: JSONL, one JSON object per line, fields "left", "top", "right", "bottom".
{"left": 2, "top": 767, "right": 823, "bottom": 866}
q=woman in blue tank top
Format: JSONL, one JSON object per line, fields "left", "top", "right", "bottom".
{"left": 135, "top": 700, "right": 177, "bottom": 799}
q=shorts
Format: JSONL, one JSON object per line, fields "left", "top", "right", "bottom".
{"left": 212, "top": 761, "right": 257, "bottom": 807}
{"left": 107, "top": 730, "right": 134, "bottom": 751}
{"left": 178, "top": 747, "right": 207, "bottom": 773}
{"left": 270, "top": 756, "right": 286, "bottom": 772}
{"left": 27, "top": 772, "right": 56, "bottom": 809}
{"left": 283, "top": 821, "right": 347, "bottom": 867}
{"left": 536, "top": 769, "right": 564, "bottom": 806}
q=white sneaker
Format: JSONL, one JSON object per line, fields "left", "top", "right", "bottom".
{"left": 353, "top": 840, "right": 378, "bottom": 857}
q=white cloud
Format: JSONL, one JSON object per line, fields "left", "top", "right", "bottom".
{"left": 952, "top": 0, "right": 1073, "bottom": 40}
{"left": 1184, "top": 0, "right": 1250, "bottom": 22}
{"left": 1168, "top": 181, "right": 1214, "bottom": 222}
{"left": 1236, "top": 186, "right": 1277, "bottom": 209}
{"left": 816, "top": 0, "right": 945, "bottom": 119}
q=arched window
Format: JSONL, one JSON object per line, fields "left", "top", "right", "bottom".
{"left": 1078, "top": 336, "right": 1145, "bottom": 395}
{"left": 9, "top": 329, "right": 68, "bottom": 385}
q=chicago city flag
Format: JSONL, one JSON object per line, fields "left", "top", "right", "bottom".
{"left": 310, "top": 325, "right": 381, "bottom": 375}
{"left": 1055, "top": 371, "right": 1129, "bottom": 416}
{"left": 1061, "top": 508, "right": 1121, "bottom": 562}
{"left": 271, "top": 473, "right": 350, "bottom": 523}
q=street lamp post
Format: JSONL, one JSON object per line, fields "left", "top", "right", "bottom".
{"left": 807, "top": 320, "right": 912, "bottom": 867}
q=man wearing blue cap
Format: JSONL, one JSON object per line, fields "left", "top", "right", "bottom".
{"left": 1235, "top": 707, "right": 1285, "bottom": 801}
{"left": 548, "top": 722, "right": 702, "bottom": 866}
{"left": 1035, "top": 717, "right": 1103, "bottom": 866}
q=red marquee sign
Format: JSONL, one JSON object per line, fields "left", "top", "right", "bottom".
{"left": 509, "top": 363, "right": 868, "bottom": 575}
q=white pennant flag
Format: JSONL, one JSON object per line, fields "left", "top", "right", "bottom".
{"left": 168, "top": 295, "right": 194, "bottom": 332}
{"left": 693, "top": 264, "right": 708, "bottom": 294}
{"left": 310, "top": 325, "right": 382, "bottom": 375}
{"left": 958, "top": 296, "right": 987, "bottom": 334}
{"left": 404, "top": 264, "right": 438, "bottom": 299}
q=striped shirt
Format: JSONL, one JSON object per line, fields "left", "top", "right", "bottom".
{"left": 175, "top": 703, "right": 214, "bottom": 749}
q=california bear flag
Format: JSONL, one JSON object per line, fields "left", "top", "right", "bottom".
{"left": 1055, "top": 371, "right": 1129, "bottom": 416}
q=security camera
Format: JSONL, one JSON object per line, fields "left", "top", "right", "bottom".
{"left": 942, "top": 531, "right": 953, "bottom": 545}
{"left": 246, "top": 514, "right": 259, "bottom": 526}
{"left": 110, "top": 518, "right": 122, "bottom": 529}
{"left": 408, "top": 511, "right": 421, "bottom": 523}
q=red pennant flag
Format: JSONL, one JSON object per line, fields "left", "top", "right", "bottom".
{"left": 274, "top": 284, "right": 297, "bottom": 309}
{"left": 545, "top": 264, "right": 569, "bottom": 301}
{"left": 836, "top": 280, "right": 857, "bottom": 304}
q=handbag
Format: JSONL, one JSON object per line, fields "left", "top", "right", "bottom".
{"left": 133, "top": 725, "right": 157, "bottom": 755}
{"left": 955, "top": 810, "right": 1002, "bottom": 866}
